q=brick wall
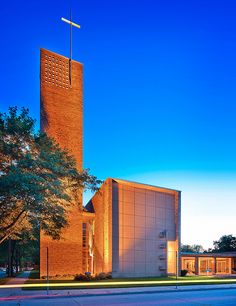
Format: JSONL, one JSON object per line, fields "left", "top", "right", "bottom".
{"left": 40, "top": 48, "right": 84, "bottom": 277}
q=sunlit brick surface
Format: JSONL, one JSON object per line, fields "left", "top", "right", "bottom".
{"left": 86, "top": 180, "right": 113, "bottom": 273}
{"left": 40, "top": 48, "right": 83, "bottom": 277}
{"left": 40, "top": 48, "right": 83, "bottom": 167}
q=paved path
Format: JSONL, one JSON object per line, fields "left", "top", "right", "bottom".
{"left": 1, "top": 285, "right": 236, "bottom": 305}
{"left": 6, "top": 271, "right": 30, "bottom": 285}
{"left": 1, "top": 283, "right": 236, "bottom": 302}
{"left": 1, "top": 271, "right": 30, "bottom": 298}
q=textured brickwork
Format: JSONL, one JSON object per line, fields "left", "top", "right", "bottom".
{"left": 40, "top": 48, "right": 83, "bottom": 168}
{"left": 40, "top": 48, "right": 83, "bottom": 277}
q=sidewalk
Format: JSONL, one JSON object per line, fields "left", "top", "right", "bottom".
{"left": 1, "top": 282, "right": 236, "bottom": 301}
{"left": 6, "top": 271, "right": 30, "bottom": 285}
{"left": 1, "top": 271, "right": 30, "bottom": 297}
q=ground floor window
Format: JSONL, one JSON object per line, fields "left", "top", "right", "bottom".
{"left": 181, "top": 256, "right": 235, "bottom": 275}
{"left": 216, "top": 258, "right": 230, "bottom": 274}
{"left": 182, "top": 258, "right": 195, "bottom": 274}
{"left": 199, "top": 257, "right": 214, "bottom": 275}
{"left": 82, "top": 221, "right": 94, "bottom": 274}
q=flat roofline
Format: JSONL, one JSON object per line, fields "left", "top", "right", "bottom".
{"left": 111, "top": 178, "right": 181, "bottom": 193}
{"left": 40, "top": 48, "right": 83, "bottom": 65}
{"left": 181, "top": 252, "right": 236, "bottom": 257}
{"left": 85, "top": 177, "right": 181, "bottom": 206}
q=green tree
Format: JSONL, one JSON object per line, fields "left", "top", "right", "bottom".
{"left": 212, "top": 235, "right": 236, "bottom": 252}
{"left": 0, "top": 229, "right": 40, "bottom": 276}
{"left": 181, "top": 244, "right": 205, "bottom": 253}
{"left": 0, "top": 107, "right": 101, "bottom": 245}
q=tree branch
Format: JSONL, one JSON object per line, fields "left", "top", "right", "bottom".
{"left": 0, "top": 209, "right": 26, "bottom": 232}
{"left": 0, "top": 209, "right": 27, "bottom": 244}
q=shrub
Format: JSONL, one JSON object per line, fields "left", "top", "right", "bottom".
{"left": 74, "top": 272, "right": 112, "bottom": 282}
{"left": 95, "top": 272, "right": 107, "bottom": 280}
{"left": 181, "top": 269, "right": 188, "bottom": 276}
{"left": 95, "top": 272, "right": 112, "bottom": 280}
{"left": 106, "top": 272, "right": 112, "bottom": 279}
{"left": 74, "top": 273, "right": 94, "bottom": 281}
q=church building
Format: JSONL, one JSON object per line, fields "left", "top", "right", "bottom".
{"left": 39, "top": 48, "right": 181, "bottom": 278}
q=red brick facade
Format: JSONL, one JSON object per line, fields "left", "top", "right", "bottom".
{"left": 40, "top": 48, "right": 84, "bottom": 277}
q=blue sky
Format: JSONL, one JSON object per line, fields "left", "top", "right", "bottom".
{"left": 1, "top": 0, "right": 236, "bottom": 248}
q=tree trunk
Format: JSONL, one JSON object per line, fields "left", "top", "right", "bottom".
{"left": 7, "top": 239, "right": 14, "bottom": 277}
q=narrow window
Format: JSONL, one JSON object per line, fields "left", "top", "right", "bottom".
{"left": 82, "top": 223, "right": 87, "bottom": 247}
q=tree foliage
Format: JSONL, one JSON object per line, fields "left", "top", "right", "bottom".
{"left": 212, "top": 235, "right": 236, "bottom": 252}
{"left": 0, "top": 231, "right": 40, "bottom": 275}
{"left": 181, "top": 244, "right": 205, "bottom": 253}
{"left": 0, "top": 107, "right": 101, "bottom": 244}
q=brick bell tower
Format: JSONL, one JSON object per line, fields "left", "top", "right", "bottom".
{"left": 40, "top": 48, "right": 83, "bottom": 276}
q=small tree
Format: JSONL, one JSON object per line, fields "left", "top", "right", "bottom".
{"left": 0, "top": 107, "right": 101, "bottom": 244}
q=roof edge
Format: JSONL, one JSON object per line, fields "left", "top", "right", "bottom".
{"left": 110, "top": 177, "right": 181, "bottom": 193}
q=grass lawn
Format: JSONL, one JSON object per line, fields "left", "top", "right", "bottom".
{"left": 28, "top": 270, "right": 40, "bottom": 279}
{"left": 21, "top": 274, "right": 236, "bottom": 290}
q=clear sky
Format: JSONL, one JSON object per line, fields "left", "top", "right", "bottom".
{"left": 1, "top": 0, "right": 236, "bottom": 249}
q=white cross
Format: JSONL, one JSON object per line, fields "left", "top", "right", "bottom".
{"left": 61, "top": 11, "right": 81, "bottom": 61}
{"left": 61, "top": 11, "right": 81, "bottom": 85}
